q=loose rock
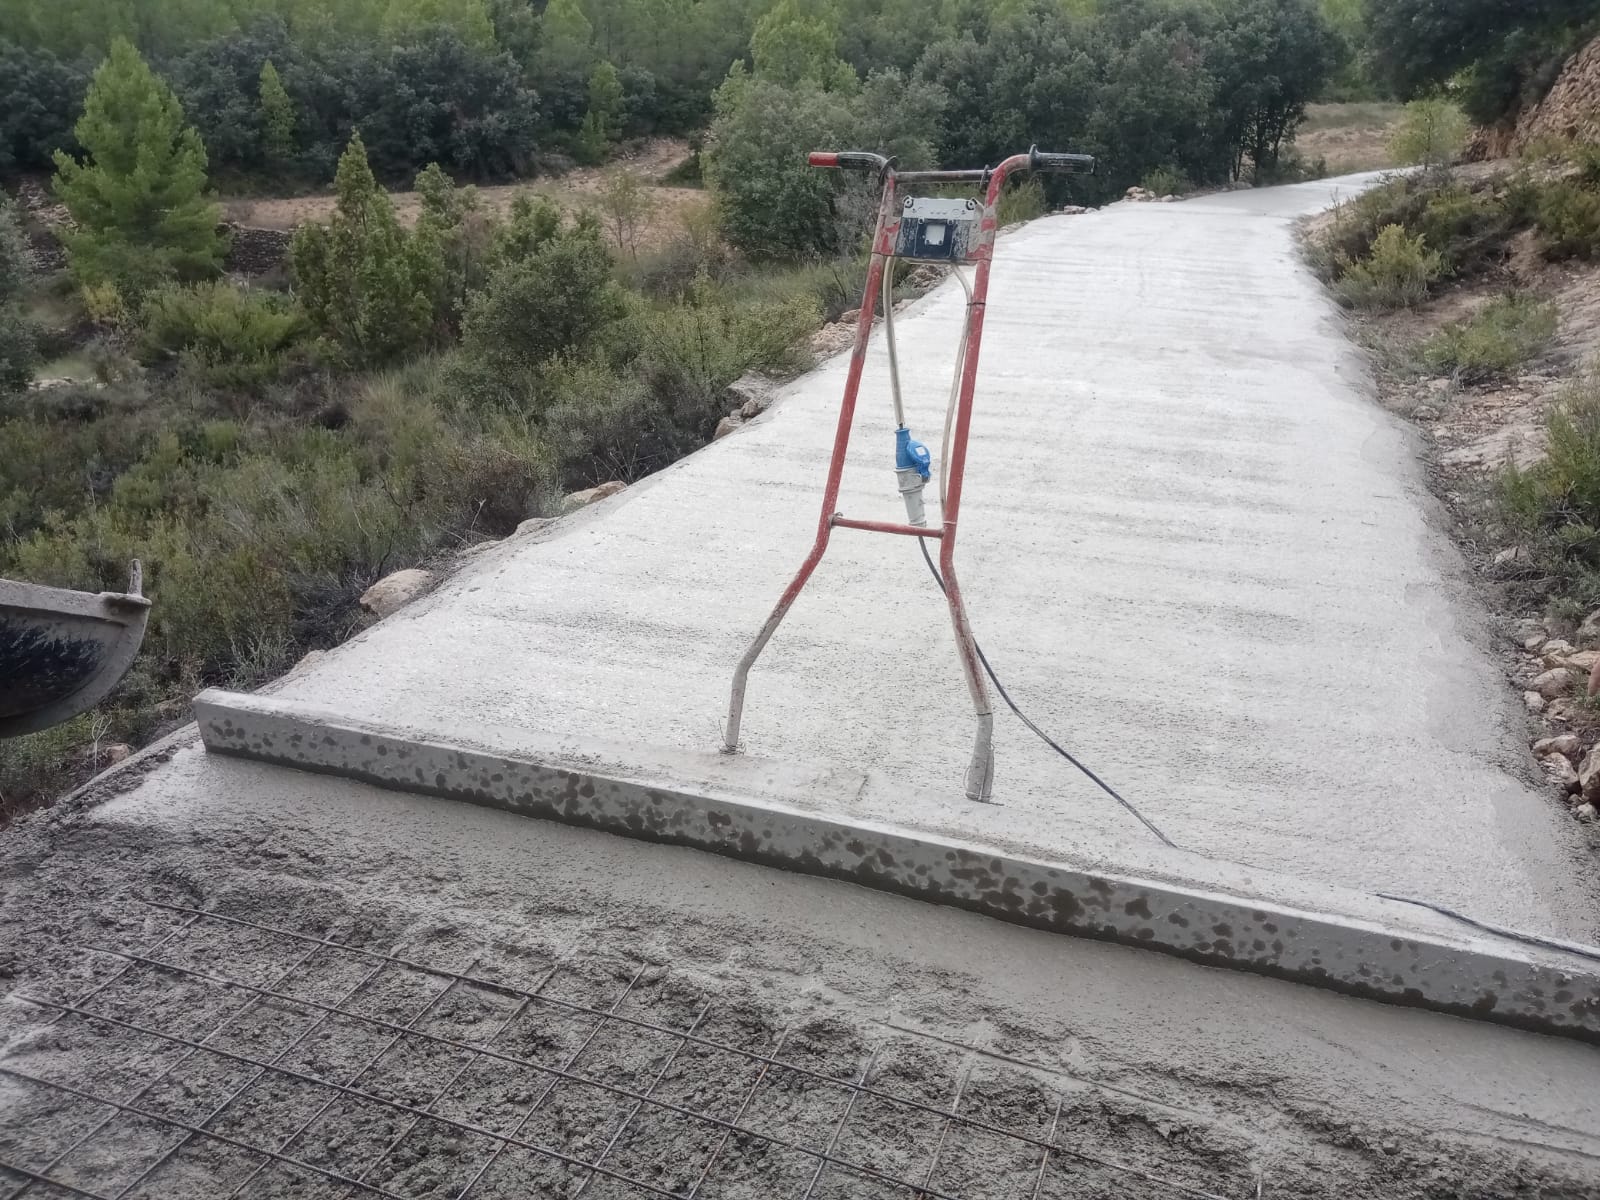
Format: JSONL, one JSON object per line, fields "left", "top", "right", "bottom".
{"left": 1533, "top": 733, "right": 1581, "bottom": 758}
{"left": 561, "top": 480, "right": 627, "bottom": 511}
{"left": 1529, "top": 667, "right": 1575, "bottom": 699}
{"left": 1512, "top": 617, "right": 1544, "bottom": 643}
{"left": 1577, "top": 607, "right": 1600, "bottom": 648}
{"left": 1541, "top": 639, "right": 1577, "bottom": 665}
{"left": 100, "top": 743, "right": 133, "bottom": 766}
{"left": 1493, "top": 545, "right": 1529, "bottom": 566}
{"left": 359, "top": 568, "right": 434, "bottom": 618}
{"left": 1524, "top": 690, "right": 1546, "bottom": 713}
{"left": 728, "top": 372, "right": 774, "bottom": 420}
{"left": 1541, "top": 753, "right": 1579, "bottom": 792}
{"left": 1575, "top": 803, "right": 1598, "bottom": 823}
{"left": 1578, "top": 746, "right": 1600, "bottom": 798}
{"left": 713, "top": 414, "right": 743, "bottom": 440}
{"left": 1563, "top": 649, "right": 1600, "bottom": 673}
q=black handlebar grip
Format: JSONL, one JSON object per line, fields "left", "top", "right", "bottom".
{"left": 836, "top": 151, "right": 888, "bottom": 171}
{"left": 1028, "top": 147, "right": 1097, "bottom": 174}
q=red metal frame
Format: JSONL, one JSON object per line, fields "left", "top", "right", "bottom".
{"left": 723, "top": 151, "right": 1049, "bottom": 802}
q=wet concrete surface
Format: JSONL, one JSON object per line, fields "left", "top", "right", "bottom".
{"left": 258, "top": 173, "right": 1597, "bottom": 939}
{"left": 3, "top": 746, "right": 1599, "bottom": 1196}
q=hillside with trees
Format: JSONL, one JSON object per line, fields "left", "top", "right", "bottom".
{"left": 2, "top": 0, "right": 1544, "bottom": 814}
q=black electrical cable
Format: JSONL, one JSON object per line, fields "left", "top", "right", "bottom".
{"left": 916, "top": 537, "right": 1600, "bottom": 965}
{"left": 917, "top": 539, "right": 1175, "bottom": 847}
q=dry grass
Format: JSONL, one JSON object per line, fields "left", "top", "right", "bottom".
{"left": 1296, "top": 101, "right": 1404, "bottom": 175}
{"left": 223, "top": 137, "right": 708, "bottom": 254}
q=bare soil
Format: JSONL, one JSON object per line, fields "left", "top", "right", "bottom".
{"left": 1295, "top": 102, "right": 1403, "bottom": 175}
{"left": 223, "top": 139, "right": 707, "bottom": 254}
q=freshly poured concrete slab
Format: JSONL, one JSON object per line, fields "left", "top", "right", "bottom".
{"left": 222, "top": 172, "right": 1599, "bottom": 948}
{"left": 196, "top": 689, "right": 1600, "bottom": 1042}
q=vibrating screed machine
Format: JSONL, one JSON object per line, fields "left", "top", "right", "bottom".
{"left": 722, "top": 145, "right": 1095, "bottom": 802}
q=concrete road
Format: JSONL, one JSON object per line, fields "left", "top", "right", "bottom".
{"left": 263, "top": 173, "right": 1598, "bottom": 938}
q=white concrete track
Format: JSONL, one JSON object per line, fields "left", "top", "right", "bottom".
{"left": 261, "top": 172, "right": 1598, "bottom": 940}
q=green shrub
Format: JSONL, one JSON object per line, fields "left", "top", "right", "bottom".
{"left": 1387, "top": 98, "right": 1469, "bottom": 168}
{"left": 0, "top": 197, "right": 38, "bottom": 392}
{"left": 1412, "top": 184, "right": 1518, "bottom": 274}
{"left": 1252, "top": 150, "right": 1328, "bottom": 187}
{"left": 997, "top": 178, "right": 1048, "bottom": 225}
{"left": 1333, "top": 224, "right": 1442, "bottom": 310}
{"left": 539, "top": 356, "right": 662, "bottom": 481}
{"left": 492, "top": 193, "right": 564, "bottom": 266}
{"left": 1420, "top": 294, "right": 1557, "bottom": 379}
{"left": 634, "top": 274, "right": 817, "bottom": 424}
{"left": 289, "top": 133, "right": 445, "bottom": 366}
{"left": 1139, "top": 166, "right": 1189, "bottom": 197}
{"left": 1534, "top": 181, "right": 1600, "bottom": 261}
{"left": 460, "top": 226, "right": 625, "bottom": 380}
{"left": 1497, "top": 372, "right": 1600, "bottom": 601}
{"left": 138, "top": 282, "right": 304, "bottom": 390}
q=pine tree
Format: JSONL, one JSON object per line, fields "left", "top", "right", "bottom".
{"left": 750, "top": 0, "right": 856, "bottom": 91}
{"left": 289, "top": 132, "right": 444, "bottom": 365}
{"left": 0, "top": 198, "right": 38, "bottom": 393}
{"left": 259, "top": 59, "right": 296, "bottom": 170}
{"left": 577, "top": 60, "right": 624, "bottom": 164}
{"left": 51, "top": 38, "right": 224, "bottom": 292}
{"left": 382, "top": 0, "right": 496, "bottom": 48}
{"left": 538, "top": 0, "right": 595, "bottom": 74}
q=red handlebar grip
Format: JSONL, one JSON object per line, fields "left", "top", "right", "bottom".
{"left": 808, "top": 152, "right": 840, "bottom": 168}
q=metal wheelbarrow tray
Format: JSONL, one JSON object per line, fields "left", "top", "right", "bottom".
{"left": 0, "top": 564, "right": 150, "bottom": 738}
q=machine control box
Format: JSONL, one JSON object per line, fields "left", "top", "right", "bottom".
{"left": 894, "top": 196, "right": 981, "bottom": 262}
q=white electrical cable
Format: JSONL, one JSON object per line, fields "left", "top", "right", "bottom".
{"left": 881, "top": 262, "right": 905, "bottom": 429}
{"left": 940, "top": 269, "right": 974, "bottom": 512}
{"left": 880, "top": 264, "right": 973, "bottom": 514}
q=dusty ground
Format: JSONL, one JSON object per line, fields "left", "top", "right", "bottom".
{"left": 223, "top": 138, "right": 706, "bottom": 252}
{"left": 2, "top": 747, "right": 1598, "bottom": 1199}
{"left": 1295, "top": 102, "right": 1402, "bottom": 175}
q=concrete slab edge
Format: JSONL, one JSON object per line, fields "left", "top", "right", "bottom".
{"left": 192, "top": 688, "right": 1600, "bottom": 1044}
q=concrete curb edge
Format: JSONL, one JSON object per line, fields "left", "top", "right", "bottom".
{"left": 193, "top": 687, "right": 1600, "bottom": 1044}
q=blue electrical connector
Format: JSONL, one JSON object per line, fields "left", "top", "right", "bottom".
{"left": 895, "top": 426, "right": 931, "bottom": 479}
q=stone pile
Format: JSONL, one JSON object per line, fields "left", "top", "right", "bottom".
{"left": 1123, "top": 187, "right": 1178, "bottom": 203}
{"left": 1514, "top": 610, "right": 1600, "bottom": 823}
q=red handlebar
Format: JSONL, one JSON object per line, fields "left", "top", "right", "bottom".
{"left": 807, "top": 147, "right": 1096, "bottom": 177}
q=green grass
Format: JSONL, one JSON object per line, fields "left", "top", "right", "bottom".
{"left": 1496, "top": 370, "right": 1600, "bottom": 611}
{"left": 1420, "top": 294, "right": 1557, "bottom": 379}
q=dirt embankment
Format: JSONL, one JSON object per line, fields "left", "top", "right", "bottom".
{"left": 1470, "top": 34, "right": 1600, "bottom": 159}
